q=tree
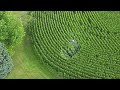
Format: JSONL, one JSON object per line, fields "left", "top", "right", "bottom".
{"left": 0, "top": 42, "right": 13, "bottom": 79}
{"left": 0, "top": 11, "right": 25, "bottom": 55}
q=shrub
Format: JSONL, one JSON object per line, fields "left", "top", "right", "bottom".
{"left": 0, "top": 42, "right": 13, "bottom": 79}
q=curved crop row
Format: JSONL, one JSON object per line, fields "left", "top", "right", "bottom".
{"left": 28, "top": 11, "right": 120, "bottom": 79}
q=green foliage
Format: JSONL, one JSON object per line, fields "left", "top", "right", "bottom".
{"left": 0, "top": 11, "right": 25, "bottom": 55}
{"left": 0, "top": 42, "right": 13, "bottom": 79}
{"left": 29, "top": 11, "right": 120, "bottom": 79}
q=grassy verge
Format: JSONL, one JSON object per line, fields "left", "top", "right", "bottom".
{"left": 6, "top": 26, "right": 56, "bottom": 79}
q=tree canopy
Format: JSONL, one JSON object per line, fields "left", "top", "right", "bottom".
{"left": 0, "top": 11, "right": 25, "bottom": 55}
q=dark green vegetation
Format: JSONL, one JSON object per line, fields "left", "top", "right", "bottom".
{"left": 29, "top": 11, "right": 120, "bottom": 79}
{"left": 0, "top": 42, "right": 13, "bottom": 79}
{"left": 61, "top": 39, "right": 80, "bottom": 59}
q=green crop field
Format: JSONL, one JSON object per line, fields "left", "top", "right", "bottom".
{"left": 0, "top": 11, "right": 120, "bottom": 79}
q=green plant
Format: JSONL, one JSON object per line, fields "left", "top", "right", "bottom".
{"left": 0, "top": 42, "right": 13, "bottom": 79}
